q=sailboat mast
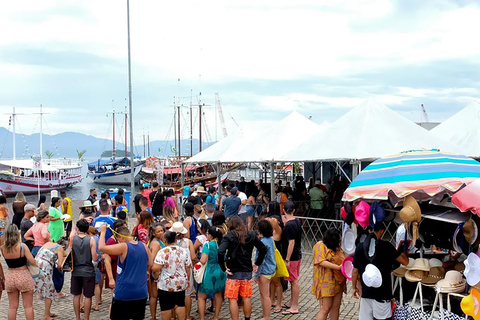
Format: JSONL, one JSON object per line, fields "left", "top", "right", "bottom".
{"left": 127, "top": 0, "right": 135, "bottom": 206}
{"left": 12, "top": 107, "right": 16, "bottom": 160}
{"left": 143, "top": 132, "right": 146, "bottom": 158}
{"left": 112, "top": 111, "right": 116, "bottom": 159}
{"left": 40, "top": 105, "right": 43, "bottom": 160}
{"left": 125, "top": 111, "right": 127, "bottom": 158}
{"left": 147, "top": 131, "right": 150, "bottom": 157}
{"left": 178, "top": 105, "right": 181, "bottom": 159}
{"left": 199, "top": 103, "right": 202, "bottom": 152}
{"left": 190, "top": 89, "right": 193, "bottom": 157}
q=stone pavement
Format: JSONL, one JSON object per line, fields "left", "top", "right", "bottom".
{"left": 0, "top": 254, "right": 360, "bottom": 320}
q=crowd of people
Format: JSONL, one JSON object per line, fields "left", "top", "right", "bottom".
{"left": 0, "top": 179, "right": 306, "bottom": 320}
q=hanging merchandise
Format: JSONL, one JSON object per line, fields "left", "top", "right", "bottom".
{"left": 341, "top": 256, "right": 354, "bottom": 281}
{"left": 464, "top": 252, "right": 480, "bottom": 286}
{"left": 354, "top": 201, "right": 371, "bottom": 228}
{"left": 362, "top": 264, "right": 382, "bottom": 288}
{"left": 399, "top": 196, "right": 422, "bottom": 244}
{"left": 461, "top": 289, "right": 480, "bottom": 320}
{"left": 341, "top": 224, "right": 356, "bottom": 255}
{"left": 436, "top": 270, "right": 466, "bottom": 293}
{"left": 341, "top": 201, "right": 355, "bottom": 226}
{"left": 369, "top": 201, "right": 386, "bottom": 228}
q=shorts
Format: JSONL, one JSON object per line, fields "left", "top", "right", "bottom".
{"left": 95, "top": 269, "right": 102, "bottom": 284}
{"left": 359, "top": 298, "right": 392, "bottom": 320}
{"left": 70, "top": 276, "right": 95, "bottom": 298}
{"left": 284, "top": 260, "right": 301, "bottom": 282}
{"left": 5, "top": 269, "right": 34, "bottom": 293}
{"left": 158, "top": 289, "right": 186, "bottom": 311}
{"left": 246, "top": 205, "right": 255, "bottom": 217}
{"left": 225, "top": 278, "right": 253, "bottom": 299}
{"left": 64, "top": 220, "right": 72, "bottom": 232}
{"left": 110, "top": 297, "right": 148, "bottom": 320}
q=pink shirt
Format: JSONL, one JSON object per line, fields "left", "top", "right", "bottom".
{"left": 29, "top": 222, "right": 50, "bottom": 246}
{"left": 163, "top": 197, "right": 175, "bottom": 208}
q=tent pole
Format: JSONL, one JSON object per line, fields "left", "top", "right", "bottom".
{"left": 335, "top": 161, "right": 352, "bottom": 183}
{"left": 216, "top": 162, "right": 221, "bottom": 193}
{"left": 320, "top": 162, "right": 324, "bottom": 184}
{"left": 270, "top": 162, "right": 275, "bottom": 201}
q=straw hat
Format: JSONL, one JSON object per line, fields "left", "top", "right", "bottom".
{"left": 463, "top": 218, "right": 478, "bottom": 245}
{"left": 436, "top": 270, "right": 466, "bottom": 293}
{"left": 196, "top": 186, "right": 207, "bottom": 193}
{"left": 393, "top": 258, "right": 415, "bottom": 277}
{"left": 405, "top": 258, "right": 430, "bottom": 282}
{"left": 461, "top": 289, "right": 480, "bottom": 320}
{"left": 341, "top": 256, "right": 354, "bottom": 281}
{"left": 465, "top": 252, "right": 480, "bottom": 286}
{"left": 421, "top": 259, "right": 445, "bottom": 285}
{"left": 399, "top": 196, "right": 421, "bottom": 244}
{"left": 355, "top": 201, "right": 371, "bottom": 228}
{"left": 171, "top": 221, "right": 187, "bottom": 234}
{"left": 362, "top": 264, "right": 382, "bottom": 288}
{"left": 79, "top": 200, "right": 95, "bottom": 209}
{"left": 455, "top": 262, "right": 466, "bottom": 274}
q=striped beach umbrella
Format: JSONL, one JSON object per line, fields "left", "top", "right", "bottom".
{"left": 342, "top": 150, "right": 480, "bottom": 203}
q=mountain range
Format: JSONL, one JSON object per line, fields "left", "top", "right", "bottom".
{"left": 0, "top": 127, "right": 215, "bottom": 159}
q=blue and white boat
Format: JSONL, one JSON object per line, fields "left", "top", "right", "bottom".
{"left": 87, "top": 157, "right": 143, "bottom": 185}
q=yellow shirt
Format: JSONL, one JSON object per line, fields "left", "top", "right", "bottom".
{"left": 63, "top": 197, "right": 73, "bottom": 222}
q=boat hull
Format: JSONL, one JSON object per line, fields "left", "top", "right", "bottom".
{"left": 0, "top": 175, "right": 82, "bottom": 195}
{"left": 89, "top": 165, "right": 142, "bottom": 185}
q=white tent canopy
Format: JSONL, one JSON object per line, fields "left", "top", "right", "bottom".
{"left": 279, "top": 99, "right": 459, "bottom": 162}
{"left": 184, "top": 111, "right": 323, "bottom": 164}
{"left": 430, "top": 101, "right": 480, "bottom": 158}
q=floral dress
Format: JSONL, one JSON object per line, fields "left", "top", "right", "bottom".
{"left": 154, "top": 245, "right": 192, "bottom": 292}
{"left": 198, "top": 240, "right": 226, "bottom": 295}
{"left": 35, "top": 246, "right": 59, "bottom": 300}
{"left": 312, "top": 241, "right": 346, "bottom": 299}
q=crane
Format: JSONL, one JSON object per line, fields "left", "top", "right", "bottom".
{"left": 215, "top": 93, "right": 228, "bottom": 138}
{"left": 421, "top": 104, "right": 429, "bottom": 122}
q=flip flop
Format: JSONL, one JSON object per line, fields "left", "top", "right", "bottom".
{"left": 282, "top": 310, "right": 299, "bottom": 315}
{"left": 273, "top": 307, "right": 282, "bottom": 313}
{"left": 282, "top": 304, "right": 291, "bottom": 309}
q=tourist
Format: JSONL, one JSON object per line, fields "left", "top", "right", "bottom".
{"left": 37, "top": 195, "right": 47, "bottom": 212}
{"left": 193, "top": 219, "right": 210, "bottom": 259}
{"left": 99, "top": 223, "right": 150, "bottom": 320}
{"left": 132, "top": 210, "right": 154, "bottom": 244}
{"left": 103, "top": 219, "right": 127, "bottom": 301}
{"left": 71, "top": 219, "right": 98, "bottom": 320}
{"left": 1, "top": 224, "right": 37, "bottom": 320}
{"left": 218, "top": 216, "right": 267, "bottom": 320}
{"left": 149, "top": 182, "right": 164, "bottom": 218}
{"left": 35, "top": 237, "right": 67, "bottom": 320}
{"left": 352, "top": 222, "right": 409, "bottom": 320}
{"left": 312, "top": 228, "right": 346, "bottom": 320}
{"left": 0, "top": 194, "right": 8, "bottom": 234}
{"left": 309, "top": 180, "right": 325, "bottom": 217}
{"left": 194, "top": 204, "right": 207, "bottom": 220}
{"left": 20, "top": 204, "right": 36, "bottom": 251}
{"left": 93, "top": 199, "right": 117, "bottom": 241}
{"left": 12, "top": 192, "right": 28, "bottom": 229}
{"left": 237, "top": 176, "right": 246, "bottom": 193}
{"left": 173, "top": 221, "right": 197, "bottom": 320}
{"left": 114, "top": 195, "right": 128, "bottom": 219}
{"left": 197, "top": 226, "right": 226, "bottom": 320}
{"left": 163, "top": 188, "right": 176, "bottom": 209}
{"left": 152, "top": 230, "right": 192, "bottom": 320}
{"left": 87, "top": 226, "right": 103, "bottom": 312}
{"left": 204, "top": 187, "right": 217, "bottom": 210}
{"left": 205, "top": 203, "right": 215, "bottom": 225}
{"left": 24, "top": 210, "right": 51, "bottom": 257}
{"left": 133, "top": 186, "right": 145, "bottom": 214}
{"left": 282, "top": 201, "right": 302, "bottom": 315}
{"left": 183, "top": 202, "right": 198, "bottom": 243}
{"left": 162, "top": 205, "right": 177, "bottom": 224}
{"left": 245, "top": 181, "right": 258, "bottom": 231}
{"left": 48, "top": 197, "right": 64, "bottom": 242}
{"left": 223, "top": 187, "right": 241, "bottom": 220}
{"left": 256, "top": 183, "right": 270, "bottom": 215}
{"left": 211, "top": 211, "right": 228, "bottom": 235}
{"left": 237, "top": 187, "right": 248, "bottom": 223}
{"left": 139, "top": 196, "right": 152, "bottom": 215}
{"left": 274, "top": 185, "right": 288, "bottom": 214}
{"left": 87, "top": 188, "right": 97, "bottom": 208}
{"left": 60, "top": 191, "right": 74, "bottom": 238}
{"left": 266, "top": 215, "right": 286, "bottom": 313}
{"left": 141, "top": 184, "right": 152, "bottom": 208}
{"left": 255, "top": 220, "right": 277, "bottom": 320}
{"left": 147, "top": 222, "right": 166, "bottom": 320}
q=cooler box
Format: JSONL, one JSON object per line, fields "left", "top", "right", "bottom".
{"left": 105, "top": 189, "right": 131, "bottom": 205}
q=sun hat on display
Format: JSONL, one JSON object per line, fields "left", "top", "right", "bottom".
{"left": 465, "top": 252, "right": 480, "bottom": 287}
{"left": 369, "top": 202, "right": 386, "bottom": 228}
{"left": 421, "top": 259, "right": 445, "bottom": 284}
{"left": 463, "top": 218, "right": 479, "bottom": 245}
{"left": 472, "top": 214, "right": 480, "bottom": 249}
{"left": 393, "top": 258, "right": 415, "bottom": 277}
{"left": 171, "top": 221, "right": 188, "bottom": 234}
{"left": 399, "top": 196, "right": 422, "bottom": 244}
{"left": 436, "top": 270, "right": 466, "bottom": 293}
{"left": 355, "top": 201, "right": 371, "bottom": 228}
{"left": 362, "top": 264, "right": 382, "bottom": 288}
{"left": 341, "top": 225, "right": 356, "bottom": 255}
{"left": 341, "top": 256, "right": 354, "bottom": 281}
{"left": 461, "top": 289, "right": 480, "bottom": 320}
{"left": 453, "top": 222, "right": 471, "bottom": 254}
{"left": 405, "top": 258, "right": 430, "bottom": 282}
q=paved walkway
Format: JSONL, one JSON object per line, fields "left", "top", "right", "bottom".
{"left": 0, "top": 254, "right": 360, "bottom": 319}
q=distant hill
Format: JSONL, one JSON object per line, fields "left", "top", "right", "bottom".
{"left": 0, "top": 127, "right": 215, "bottom": 159}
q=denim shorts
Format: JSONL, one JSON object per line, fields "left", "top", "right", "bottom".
{"left": 246, "top": 205, "right": 255, "bottom": 217}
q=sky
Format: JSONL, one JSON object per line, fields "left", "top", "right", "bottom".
{"left": 1, "top": 0, "right": 480, "bottom": 147}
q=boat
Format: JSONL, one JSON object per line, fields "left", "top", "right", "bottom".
{"left": 87, "top": 157, "right": 143, "bottom": 185}
{"left": 0, "top": 158, "right": 82, "bottom": 195}
{"left": 0, "top": 106, "right": 82, "bottom": 195}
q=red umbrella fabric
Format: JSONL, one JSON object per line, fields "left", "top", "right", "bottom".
{"left": 452, "top": 179, "right": 480, "bottom": 214}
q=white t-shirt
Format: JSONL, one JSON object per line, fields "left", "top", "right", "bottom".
{"left": 396, "top": 223, "right": 417, "bottom": 254}
{"left": 238, "top": 192, "right": 247, "bottom": 214}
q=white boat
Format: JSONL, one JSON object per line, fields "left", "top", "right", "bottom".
{"left": 0, "top": 158, "right": 82, "bottom": 195}
{"left": 87, "top": 157, "right": 143, "bottom": 185}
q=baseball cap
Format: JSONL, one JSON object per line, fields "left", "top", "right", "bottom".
{"left": 284, "top": 201, "right": 294, "bottom": 212}
{"left": 231, "top": 187, "right": 238, "bottom": 195}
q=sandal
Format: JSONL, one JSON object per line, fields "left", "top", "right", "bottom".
{"left": 80, "top": 306, "right": 85, "bottom": 313}
{"left": 273, "top": 307, "right": 282, "bottom": 313}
